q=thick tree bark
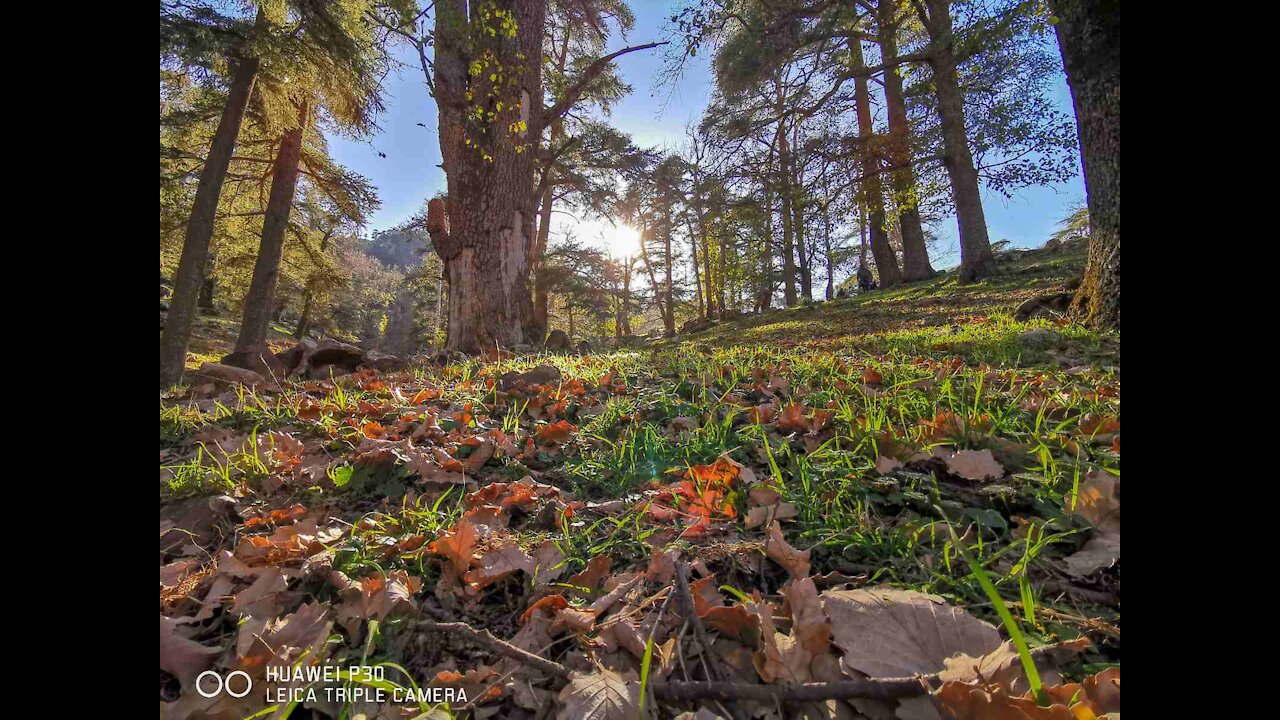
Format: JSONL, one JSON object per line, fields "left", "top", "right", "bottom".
{"left": 235, "top": 101, "right": 309, "bottom": 352}
{"left": 852, "top": 38, "right": 902, "bottom": 288}
{"left": 920, "top": 0, "right": 994, "bottom": 283}
{"left": 1053, "top": 0, "right": 1120, "bottom": 329}
{"left": 878, "top": 0, "right": 935, "bottom": 282}
{"left": 428, "top": 0, "right": 542, "bottom": 353}
{"left": 158, "top": 54, "right": 260, "bottom": 386}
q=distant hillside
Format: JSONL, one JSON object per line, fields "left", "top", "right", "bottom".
{"left": 365, "top": 225, "right": 430, "bottom": 268}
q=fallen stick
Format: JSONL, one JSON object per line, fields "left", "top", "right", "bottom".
{"left": 412, "top": 620, "right": 572, "bottom": 679}
{"left": 414, "top": 618, "right": 1090, "bottom": 704}
{"left": 654, "top": 676, "right": 929, "bottom": 703}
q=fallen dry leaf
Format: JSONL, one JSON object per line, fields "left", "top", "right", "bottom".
{"left": 1063, "top": 469, "right": 1120, "bottom": 577}
{"left": 556, "top": 668, "right": 641, "bottom": 720}
{"left": 160, "top": 615, "right": 220, "bottom": 690}
{"left": 935, "top": 667, "right": 1120, "bottom": 720}
{"left": 763, "top": 521, "right": 810, "bottom": 578}
{"left": 824, "top": 587, "right": 1002, "bottom": 678}
{"left": 942, "top": 449, "right": 1005, "bottom": 481}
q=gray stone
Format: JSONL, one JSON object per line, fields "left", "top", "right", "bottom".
{"left": 1017, "top": 329, "right": 1062, "bottom": 350}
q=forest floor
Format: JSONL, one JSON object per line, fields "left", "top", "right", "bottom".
{"left": 160, "top": 238, "right": 1120, "bottom": 720}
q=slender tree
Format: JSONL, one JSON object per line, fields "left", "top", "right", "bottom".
{"left": 914, "top": 0, "right": 995, "bottom": 281}
{"left": 160, "top": 8, "right": 264, "bottom": 386}
{"left": 235, "top": 101, "right": 309, "bottom": 353}
{"left": 851, "top": 35, "right": 902, "bottom": 288}
{"left": 876, "top": 0, "right": 935, "bottom": 281}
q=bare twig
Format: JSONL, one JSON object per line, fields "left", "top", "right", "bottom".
{"left": 412, "top": 620, "right": 571, "bottom": 679}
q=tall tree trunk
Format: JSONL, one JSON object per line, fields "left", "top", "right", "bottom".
{"left": 235, "top": 101, "right": 309, "bottom": 352}
{"left": 685, "top": 214, "right": 704, "bottom": 318}
{"left": 920, "top": 0, "right": 994, "bottom": 282}
{"left": 294, "top": 291, "right": 313, "bottom": 340}
{"left": 663, "top": 207, "right": 675, "bottom": 337}
{"left": 1053, "top": 0, "right": 1120, "bottom": 330}
{"left": 636, "top": 224, "right": 672, "bottom": 333}
{"left": 617, "top": 260, "right": 633, "bottom": 336}
{"left": 428, "top": 0, "right": 541, "bottom": 353}
{"left": 759, "top": 178, "right": 775, "bottom": 311}
{"left": 852, "top": 37, "right": 902, "bottom": 288}
{"left": 776, "top": 117, "right": 798, "bottom": 307}
{"left": 531, "top": 184, "right": 554, "bottom": 339}
{"left": 198, "top": 253, "right": 216, "bottom": 313}
{"left": 433, "top": 264, "right": 446, "bottom": 342}
{"left": 529, "top": 27, "right": 572, "bottom": 340}
{"left": 791, "top": 124, "right": 814, "bottom": 301}
{"left": 878, "top": 0, "right": 935, "bottom": 282}
{"left": 294, "top": 226, "right": 334, "bottom": 340}
{"left": 159, "top": 53, "right": 260, "bottom": 386}
{"left": 716, "top": 229, "right": 727, "bottom": 318}
{"left": 822, "top": 199, "right": 835, "bottom": 300}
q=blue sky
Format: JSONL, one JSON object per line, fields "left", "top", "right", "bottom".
{"left": 328, "top": 0, "right": 1083, "bottom": 267}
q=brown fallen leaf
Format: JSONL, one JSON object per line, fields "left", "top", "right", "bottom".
{"left": 159, "top": 615, "right": 220, "bottom": 691}
{"left": 935, "top": 667, "right": 1120, "bottom": 720}
{"left": 824, "top": 587, "right": 1002, "bottom": 678}
{"left": 764, "top": 521, "right": 810, "bottom": 578}
{"left": 229, "top": 567, "right": 289, "bottom": 619}
{"left": 745, "top": 501, "right": 799, "bottom": 529}
{"left": 1063, "top": 469, "right": 1120, "bottom": 577}
{"left": 943, "top": 449, "right": 1005, "bottom": 481}
{"left": 237, "top": 600, "right": 333, "bottom": 673}
{"left": 556, "top": 668, "right": 641, "bottom": 720}
{"left": 464, "top": 544, "right": 535, "bottom": 594}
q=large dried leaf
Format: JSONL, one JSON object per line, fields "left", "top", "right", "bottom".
{"left": 556, "top": 668, "right": 641, "bottom": 720}
{"left": 824, "top": 588, "right": 1002, "bottom": 678}
{"left": 229, "top": 567, "right": 289, "bottom": 619}
{"left": 942, "top": 449, "right": 1004, "bottom": 481}
{"left": 159, "top": 615, "right": 220, "bottom": 690}
{"left": 1063, "top": 469, "right": 1120, "bottom": 576}
{"left": 935, "top": 667, "right": 1120, "bottom": 720}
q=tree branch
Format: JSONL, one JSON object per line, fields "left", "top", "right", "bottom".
{"left": 541, "top": 42, "right": 668, "bottom": 125}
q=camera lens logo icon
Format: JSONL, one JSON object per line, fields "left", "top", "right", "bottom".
{"left": 195, "top": 670, "right": 253, "bottom": 698}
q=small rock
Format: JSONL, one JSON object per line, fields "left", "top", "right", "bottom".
{"left": 575, "top": 340, "right": 591, "bottom": 354}
{"left": 1017, "top": 329, "right": 1062, "bottom": 350}
{"left": 307, "top": 339, "right": 364, "bottom": 371}
{"left": 1013, "top": 292, "right": 1074, "bottom": 321}
{"left": 544, "top": 329, "right": 573, "bottom": 351}
{"left": 361, "top": 349, "right": 407, "bottom": 372}
{"left": 499, "top": 364, "right": 561, "bottom": 392}
{"left": 307, "top": 363, "right": 352, "bottom": 380}
{"left": 276, "top": 338, "right": 316, "bottom": 375}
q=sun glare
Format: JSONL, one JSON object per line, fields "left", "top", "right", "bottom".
{"left": 610, "top": 225, "right": 642, "bottom": 258}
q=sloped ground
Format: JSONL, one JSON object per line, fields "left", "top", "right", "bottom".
{"left": 160, "top": 241, "right": 1119, "bottom": 719}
